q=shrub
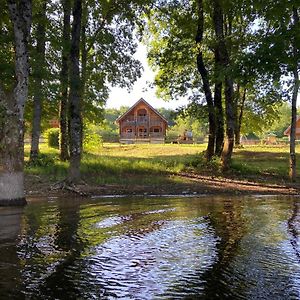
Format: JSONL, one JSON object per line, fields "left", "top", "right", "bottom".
{"left": 185, "top": 152, "right": 222, "bottom": 173}
{"left": 100, "top": 130, "right": 119, "bottom": 142}
{"left": 44, "top": 128, "right": 60, "bottom": 149}
{"left": 83, "top": 125, "right": 103, "bottom": 151}
{"left": 26, "top": 153, "right": 56, "bottom": 167}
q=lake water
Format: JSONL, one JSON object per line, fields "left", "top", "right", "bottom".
{"left": 0, "top": 195, "right": 300, "bottom": 299}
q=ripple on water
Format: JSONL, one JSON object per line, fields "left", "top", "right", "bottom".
{"left": 95, "top": 215, "right": 132, "bottom": 229}
{"left": 84, "top": 217, "right": 218, "bottom": 299}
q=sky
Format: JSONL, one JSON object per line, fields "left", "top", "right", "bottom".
{"left": 106, "top": 44, "right": 300, "bottom": 110}
{"left": 106, "top": 44, "right": 189, "bottom": 110}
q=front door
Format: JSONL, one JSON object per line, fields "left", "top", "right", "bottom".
{"left": 138, "top": 127, "right": 148, "bottom": 138}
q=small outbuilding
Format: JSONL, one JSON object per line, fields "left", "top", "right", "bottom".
{"left": 284, "top": 117, "right": 300, "bottom": 140}
{"left": 116, "top": 98, "right": 168, "bottom": 144}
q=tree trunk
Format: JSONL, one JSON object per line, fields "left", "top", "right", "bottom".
{"left": 30, "top": 0, "right": 47, "bottom": 161}
{"left": 0, "top": 0, "right": 32, "bottom": 206}
{"left": 212, "top": 0, "right": 235, "bottom": 170}
{"left": 80, "top": 4, "right": 88, "bottom": 151}
{"left": 214, "top": 48, "right": 224, "bottom": 156}
{"left": 196, "top": 0, "right": 216, "bottom": 160}
{"left": 59, "top": 0, "right": 71, "bottom": 161}
{"left": 67, "top": 0, "right": 82, "bottom": 183}
{"left": 222, "top": 76, "right": 235, "bottom": 170}
{"left": 289, "top": 7, "right": 299, "bottom": 182}
{"left": 235, "top": 88, "right": 246, "bottom": 147}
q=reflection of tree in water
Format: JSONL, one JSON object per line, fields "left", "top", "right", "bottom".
{"left": 287, "top": 199, "right": 300, "bottom": 262}
{"left": 36, "top": 199, "right": 86, "bottom": 299}
{"left": 160, "top": 198, "right": 245, "bottom": 299}
{"left": 18, "top": 200, "right": 88, "bottom": 299}
{"left": 200, "top": 199, "right": 246, "bottom": 299}
{"left": 0, "top": 207, "right": 24, "bottom": 298}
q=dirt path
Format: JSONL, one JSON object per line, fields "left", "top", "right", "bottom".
{"left": 25, "top": 172, "right": 300, "bottom": 198}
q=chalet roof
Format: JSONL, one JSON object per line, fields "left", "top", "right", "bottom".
{"left": 115, "top": 98, "right": 169, "bottom": 124}
{"left": 284, "top": 116, "right": 300, "bottom": 135}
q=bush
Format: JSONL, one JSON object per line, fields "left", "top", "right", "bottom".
{"left": 100, "top": 130, "right": 119, "bottom": 142}
{"left": 83, "top": 125, "right": 103, "bottom": 151}
{"left": 26, "top": 153, "right": 56, "bottom": 167}
{"left": 44, "top": 128, "right": 60, "bottom": 149}
{"left": 185, "top": 152, "right": 222, "bottom": 173}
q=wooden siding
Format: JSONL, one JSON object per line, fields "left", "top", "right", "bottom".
{"left": 116, "top": 99, "right": 168, "bottom": 144}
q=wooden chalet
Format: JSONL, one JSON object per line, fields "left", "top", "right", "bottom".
{"left": 284, "top": 117, "right": 300, "bottom": 140}
{"left": 116, "top": 98, "right": 168, "bottom": 144}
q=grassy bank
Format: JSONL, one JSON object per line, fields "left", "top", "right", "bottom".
{"left": 24, "top": 143, "right": 206, "bottom": 186}
{"left": 24, "top": 143, "right": 300, "bottom": 187}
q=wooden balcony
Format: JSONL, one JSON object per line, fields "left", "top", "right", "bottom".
{"left": 120, "top": 133, "right": 136, "bottom": 139}
{"left": 121, "top": 116, "right": 165, "bottom": 127}
{"left": 120, "top": 132, "right": 165, "bottom": 144}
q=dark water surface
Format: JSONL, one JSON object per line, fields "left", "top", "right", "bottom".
{"left": 0, "top": 195, "right": 300, "bottom": 299}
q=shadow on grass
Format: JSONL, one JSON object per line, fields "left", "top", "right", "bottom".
{"left": 231, "top": 150, "right": 300, "bottom": 180}
{"left": 24, "top": 146, "right": 299, "bottom": 186}
{"left": 24, "top": 150, "right": 202, "bottom": 186}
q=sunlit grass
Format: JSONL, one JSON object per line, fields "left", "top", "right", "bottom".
{"left": 24, "top": 142, "right": 206, "bottom": 185}
{"left": 24, "top": 142, "right": 300, "bottom": 184}
{"left": 232, "top": 144, "right": 300, "bottom": 178}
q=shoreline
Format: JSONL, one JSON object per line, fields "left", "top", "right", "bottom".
{"left": 25, "top": 173, "right": 300, "bottom": 199}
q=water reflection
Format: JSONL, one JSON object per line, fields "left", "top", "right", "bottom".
{"left": 0, "top": 206, "right": 25, "bottom": 298}
{"left": 0, "top": 196, "right": 299, "bottom": 299}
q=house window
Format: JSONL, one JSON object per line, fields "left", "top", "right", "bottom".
{"left": 137, "top": 109, "right": 147, "bottom": 116}
{"left": 150, "top": 126, "right": 161, "bottom": 133}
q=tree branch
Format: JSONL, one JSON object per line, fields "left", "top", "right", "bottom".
{"left": 85, "top": 4, "right": 118, "bottom": 56}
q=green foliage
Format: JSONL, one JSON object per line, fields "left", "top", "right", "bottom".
{"left": 157, "top": 107, "right": 176, "bottom": 126}
{"left": 44, "top": 128, "right": 60, "bottom": 149}
{"left": 186, "top": 153, "right": 222, "bottom": 173}
{"left": 26, "top": 153, "right": 56, "bottom": 168}
{"left": 241, "top": 102, "right": 292, "bottom": 138}
{"left": 83, "top": 124, "right": 103, "bottom": 151}
{"left": 167, "top": 113, "right": 207, "bottom": 143}
{"left": 99, "top": 130, "right": 119, "bottom": 143}
{"left": 144, "top": 1, "right": 200, "bottom": 101}
{"left": 268, "top": 102, "right": 291, "bottom": 137}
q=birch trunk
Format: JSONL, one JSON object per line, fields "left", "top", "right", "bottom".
{"left": 0, "top": 0, "right": 32, "bottom": 205}
{"left": 67, "top": 0, "right": 82, "bottom": 183}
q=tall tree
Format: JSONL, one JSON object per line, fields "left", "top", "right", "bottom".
{"left": 59, "top": 0, "right": 71, "bottom": 161}
{"left": 0, "top": 0, "right": 32, "bottom": 205}
{"left": 211, "top": 0, "right": 235, "bottom": 169}
{"left": 61, "top": 0, "right": 148, "bottom": 182}
{"left": 29, "top": 0, "right": 47, "bottom": 161}
{"left": 289, "top": 6, "right": 299, "bottom": 181}
{"left": 195, "top": 0, "right": 216, "bottom": 160}
{"left": 67, "top": 0, "right": 82, "bottom": 183}
{"left": 249, "top": 1, "right": 299, "bottom": 180}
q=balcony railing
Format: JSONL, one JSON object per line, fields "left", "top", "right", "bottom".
{"left": 122, "top": 116, "right": 151, "bottom": 125}
{"left": 149, "top": 132, "right": 164, "bottom": 138}
{"left": 136, "top": 116, "right": 148, "bottom": 123}
{"left": 120, "top": 133, "right": 135, "bottom": 139}
{"left": 120, "top": 132, "right": 164, "bottom": 139}
{"left": 150, "top": 120, "right": 163, "bottom": 126}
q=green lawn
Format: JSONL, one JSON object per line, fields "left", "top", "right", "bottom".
{"left": 24, "top": 143, "right": 300, "bottom": 185}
